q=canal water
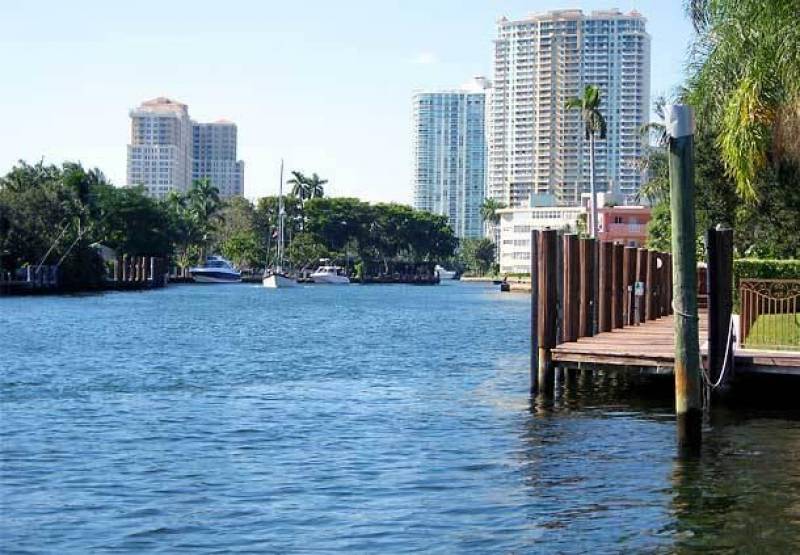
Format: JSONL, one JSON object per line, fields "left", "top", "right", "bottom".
{"left": 2, "top": 282, "right": 799, "bottom": 552}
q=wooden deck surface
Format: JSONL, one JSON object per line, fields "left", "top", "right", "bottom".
{"left": 551, "top": 313, "right": 800, "bottom": 375}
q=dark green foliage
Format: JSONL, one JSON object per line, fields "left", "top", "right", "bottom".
{"left": 285, "top": 233, "right": 329, "bottom": 269}
{"left": 303, "top": 198, "right": 458, "bottom": 266}
{"left": 0, "top": 161, "right": 172, "bottom": 285}
{"left": 460, "top": 238, "right": 496, "bottom": 276}
{"left": 734, "top": 258, "right": 800, "bottom": 285}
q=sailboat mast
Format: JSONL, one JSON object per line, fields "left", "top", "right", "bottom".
{"left": 278, "top": 160, "right": 285, "bottom": 272}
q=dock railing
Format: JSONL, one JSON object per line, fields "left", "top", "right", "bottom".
{"left": 740, "top": 279, "right": 800, "bottom": 350}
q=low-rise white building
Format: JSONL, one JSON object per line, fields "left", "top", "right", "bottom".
{"left": 497, "top": 199, "right": 585, "bottom": 274}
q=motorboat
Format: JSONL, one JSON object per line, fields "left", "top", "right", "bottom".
{"left": 263, "top": 160, "right": 299, "bottom": 289}
{"left": 434, "top": 264, "right": 457, "bottom": 280}
{"left": 190, "top": 256, "right": 242, "bottom": 283}
{"left": 310, "top": 265, "right": 350, "bottom": 284}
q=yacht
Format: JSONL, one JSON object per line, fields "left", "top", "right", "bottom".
{"left": 190, "top": 256, "right": 242, "bottom": 283}
{"left": 434, "top": 264, "right": 457, "bottom": 280}
{"left": 310, "top": 265, "right": 350, "bottom": 284}
{"left": 263, "top": 160, "right": 299, "bottom": 288}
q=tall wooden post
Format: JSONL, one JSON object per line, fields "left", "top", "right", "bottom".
{"left": 623, "top": 247, "right": 637, "bottom": 326}
{"left": 598, "top": 241, "right": 613, "bottom": 333}
{"left": 635, "top": 249, "right": 648, "bottom": 324}
{"left": 611, "top": 243, "right": 624, "bottom": 329}
{"left": 707, "top": 226, "right": 733, "bottom": 388}
{"left": 563, "top": 234, "right": 580, "bottom": 342}
{"left": 579, "top": 238, "right": 596, "bottom": 338}
{"left": 556, "top": 232, "right": 564, "bottom": 345}
{"left": 645, "top": 250, "right": 656, "bottom": 321}
{"left": 537, "top": 229, "right": 558, "bottom": 394}
{"left": 667, "top": 254, "right": 674, "bottom": 314}
{"left": 530, "top": 230, "right": 540, "bottom": 393}
{"left": 668, "top": 104, "right": 702, "bottom": 451}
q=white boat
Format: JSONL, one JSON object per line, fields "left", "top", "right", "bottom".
{"left": 435, "top": 265, "right": 457, "bottom": 280}
{"left": 263, "top": 160, "right": 299, "bottom": 288}
{"left": 190, "top": 256, "right": 242, "bottom": 283}
{"left": 310, "top": 265, "right": 350, "bottom": 284}
{"left": 263, "top": 272, "right": 299, "bottom": 288}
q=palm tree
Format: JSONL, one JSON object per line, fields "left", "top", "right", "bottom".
{"left": 307, "top": 173, "right": 327, "bottom": 199}
{"left": 287, "top": 171, "right": 310, "bottom": 201}
{"left": 566, "top": 85, "right": 607, "bottom": 238}
{"left": 479, "top": 198, "right": 505, "bottom": 227}
{"left": 685, "top": 0, "right": 800, "bottom": 200}
{"left": 187, "top": 178, "right": 222, "bottom": 261}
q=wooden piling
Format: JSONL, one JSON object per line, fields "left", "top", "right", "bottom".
{"left": 556, "top": 232, "right": 564, "bottom": 345}
{"left": 635, "top": 249, "right": 648, "bottom": 324}
{"left": 707, "top": 226, "right": 734, "bottom": 387}
{"left": 563, "top": 234, "right": 580, "bottom": 342}
{"left": 623, "top": 247, "right": 637, "bottom": 326}
{"left": 667, "top": 104, "right": 702, "bottom": 451}
{"left": 611, "top": 243, "right": 624, "bottom": 329}
{"left": 645, "top": 250, "right": 656, "bottom": 321}
{"left": 530, "top": 230, "right": 540, "bottom": 393}
{"left": 537, "top": 229, "right": 558, "bottom": 393}
{"left": 579, "top": 238, "right": 596, "bottom": 338}
{"left": 598, "top": 241, "right": 613, "bottom": 333}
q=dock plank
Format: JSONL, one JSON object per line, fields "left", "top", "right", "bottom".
{"left": 551, "top": 312, "right": 800, "bottom": 375}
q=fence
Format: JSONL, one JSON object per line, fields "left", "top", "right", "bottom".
{"left": 740, "top": 279, "right": 800, "bottom": 350}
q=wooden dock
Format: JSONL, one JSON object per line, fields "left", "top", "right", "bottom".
{"left": 552, "top": 312, "right": 800, "bottom": 376}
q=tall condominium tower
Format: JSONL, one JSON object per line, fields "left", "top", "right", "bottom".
{"left": 192, "top": 121, "right": 245, "bottom": 198}
{"left": 127, "top": 97, "right": 193, "bottom": 199}
{"left": 487, "top": 9, "right": 650, "bottom": 207}
{"left": 412, "top": 77, "right": 489, "bottom": 239}
{"left": 127, "top": 98, "right": 245, "bottom": 198}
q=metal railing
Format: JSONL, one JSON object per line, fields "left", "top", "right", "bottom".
{"left": 740, "top": 279, "right": 800, "bottom": 351}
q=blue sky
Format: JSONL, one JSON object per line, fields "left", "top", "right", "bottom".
{"left": 1, "top": 0, "right": 693, "bottom": 203}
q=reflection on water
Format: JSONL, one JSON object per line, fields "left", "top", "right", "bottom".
{"left": 1, "top": 283, "right": 799, "bottom": 552}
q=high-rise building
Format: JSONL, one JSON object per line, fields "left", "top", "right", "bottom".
{"left": 192, "top": 121, "right": 244, "bottom": 198}
{"left": 487, "top": 9, "right": 651, "bottom": 207}
{"left": 412, "top": 77, "right": 489, "bottom": 239}
{"left": 127, "top": 97, "right": 193, "bottom": 199}
{"left": 127, "top": 98, "right": 245, "bottom": 199}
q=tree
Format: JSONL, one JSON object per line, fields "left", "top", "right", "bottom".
{"left": 285, "top": 232, "right": 329, "bottom": 270}
{"left": 461, "top": 238, "right": 496, "bottom": 276}
{"left": 566, "top": 85, "right": 607, "bottom": 238}
{"left": 186, "top": 178, "right": 223, "bottom": 261}
{"left": 686, "top": 0, "right": 800, "bottom": 200}
{"left": 287, "top": 171, "right": 310, "bottom": 201}
{"left": 480, "top": 198, "right": 505, "bottom": 227}
{"left": 306, "top": 173, "right": 327, "bottom": 199}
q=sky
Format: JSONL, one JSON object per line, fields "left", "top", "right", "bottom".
{"left": 0, "top": 0, "right": 694, "bottom": 203}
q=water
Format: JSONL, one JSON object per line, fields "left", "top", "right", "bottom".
{"left": 2, "top": 283, "right": 799, "bottom": 553}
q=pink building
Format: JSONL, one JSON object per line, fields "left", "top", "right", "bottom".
{"left": 596, "top": 205, "right": 651, "bottom": 247}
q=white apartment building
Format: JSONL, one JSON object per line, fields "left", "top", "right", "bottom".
{"left": 412, "top": 77, "right": 489, "bottom": 239}
{"left": 488, "top": 9, "right": 651, "bottom": 207}
{"left": 192, "top": 121, "right": 245, "bottom": 198}
{"left": 127, "top": 97, "right": 193, "bottom": 199}
{"left": 127, "top": 98, "right": 245, "bottom": 199}
{"left": 497, "top": 201, "right": 585, "bottom": 274}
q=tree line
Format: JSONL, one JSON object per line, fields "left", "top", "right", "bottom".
{"left": 0, "top": 161, "right": 462, "bottom": 284}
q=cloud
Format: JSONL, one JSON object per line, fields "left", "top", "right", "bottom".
{"left": 411, "top": 52, "right": 439, "bottom": 65}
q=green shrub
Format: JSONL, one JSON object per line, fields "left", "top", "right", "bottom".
{"left": 733, "top": 259, "right": 800, "bottom": 286}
